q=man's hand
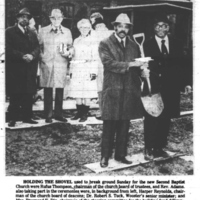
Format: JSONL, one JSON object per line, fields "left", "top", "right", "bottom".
{"left": 60, "top": 50, "right": 70, "bottom": 58}
{"left": 184, "top": 85, "right": 192, "bottom": 94}
{"left": 68, "top": 48, "right": 75, "bottom": 58}
{"left": 141, "top": 63, "right": 150, "bottom": 78}
{"left": 23, "top": 54, "right": 33, "bottom": 63}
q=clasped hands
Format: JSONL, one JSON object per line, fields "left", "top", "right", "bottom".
{"left": 129, "top": 60, "right": 150, "bottom": 78}
{"left": 23, "top": 54, "right": 33, "bottom": 63}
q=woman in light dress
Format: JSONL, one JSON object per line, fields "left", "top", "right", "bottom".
{"left": 69, "top": 19, "right": 98, "bottom": 122}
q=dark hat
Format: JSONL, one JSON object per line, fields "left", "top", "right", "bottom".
{"left": 154, "top": 14, "right": 170, "bottom": 25}
{"left": 92, "top": 17, "right": 105, "bottom": 29}
{"left": 16, "top": 8, "right": 32, "bottom": 19}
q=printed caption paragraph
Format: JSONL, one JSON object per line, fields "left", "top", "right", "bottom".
{"left": 16, "top": 179, "right": 186, "bottom": 200}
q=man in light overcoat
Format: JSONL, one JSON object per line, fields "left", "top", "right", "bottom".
{"left": 39, "top": 9, "right": 73, "bottom": 123}
{"left": 98, "top": 13, "right": 149, "bottom": 167}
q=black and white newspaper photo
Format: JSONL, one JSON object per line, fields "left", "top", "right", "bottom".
{"left": 0, "top": 0, "right": 200, "bottom": 200}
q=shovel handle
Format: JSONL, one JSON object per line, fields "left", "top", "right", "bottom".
{"left": 146, "top": 77, "right": 152, "bottom": 96}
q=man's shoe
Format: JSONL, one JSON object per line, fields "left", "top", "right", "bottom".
{"left": 144, "top": 148, "right": 154, "bottom": 160}
{"left": 95, "top": 116, "right": 102, "bottom": 120}
{"left": 100, "top": 157, "right": 109, "bottom": 168}
{"left": 8, "top": 120, "right": 16, "bottom": 127}
{"left": 153, "top": 148, "right": 169, "bottom": 158}
{"left": 79, "top": 114, "right": 87, "bottom": 122}
{"left": 32, "top": 116, "right": 41, "bottom": 120}
{"left": 71, "top": 113, "right": 81, "bottom": 120}
{"left": 55, "top": 116, "right": 68, "bottom": 122}
{"left": 45, "top": 118, "right": 53, "bottom": 123}
{"left": 115, "top": 156, "right": 132, "bottom": 164}
{"left": 23, "top": 119, "right": 38, "bottom": 124}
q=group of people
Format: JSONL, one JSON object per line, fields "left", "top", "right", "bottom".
{"left": 6, "top": 8, "right": 111, "bottom": 125}
{"left": 6, "top": 7, "right": 191, "bottom": 168}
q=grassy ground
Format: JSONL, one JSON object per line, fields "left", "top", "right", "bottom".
{"left": 6, "top": 93, "right": 193, "bottom": 176}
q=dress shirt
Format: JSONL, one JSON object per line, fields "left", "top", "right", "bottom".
{"left": 50, "top": 25, "right": 63, "bottom": 34}
{"left": 155, "top": 35, "right": 169, "bottom": 53}
{"left": 115, "top": 33, "right": 126, "bottom": 48}
{"left": 18, "top": 24, "right": 26, "bottom": 34}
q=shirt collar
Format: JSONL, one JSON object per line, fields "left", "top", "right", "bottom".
{"left": 50, "top": 25, "right": 63, "bottom": 34}
{"left": 115, "top": 33, "right": 126, "bottom": 45}
{"left": 18, "top": 24, "right": 26, "bottom": 33}
{"left": 155, "top": 35, "right": 169, "bottom": 45}
{"left": 155, "top": 35, "right": 169, "bottom": 52}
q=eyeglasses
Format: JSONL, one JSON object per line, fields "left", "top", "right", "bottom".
{"left": 155, "top": 24, "right": 169, "bottom": 30}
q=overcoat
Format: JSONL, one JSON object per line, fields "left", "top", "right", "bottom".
{"left": 6, "top": 25, "right": 39, "bottom": 95}
{"left": 38, "top": 25, "right": 73, "bottom": 88}
{"left": 95, "top": 29, "right": 113, "bottom": 92}
{"left": 98, "top": 34, "right": 144, "bottom": 120}
{"left": 143, "top": 36, "right": 184, "bottom": 117}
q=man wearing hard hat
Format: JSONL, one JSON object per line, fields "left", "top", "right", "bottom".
{"left": 98, "top": 13, "right": 149, "bottom": 167}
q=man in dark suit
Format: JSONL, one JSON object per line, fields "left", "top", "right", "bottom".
{"left": 6, "top": 8, "right": 40, "bottom": 127}
{"left": 98, "top": 13, "right": 149, "bottom": 167}
{"left": 143, "top": 14, "right": 191, "bottom": 160}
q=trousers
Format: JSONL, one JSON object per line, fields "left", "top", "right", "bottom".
{"left": 44, "top": 88, "right": 64, "bottom": 119}
{"left": 101, "top": 120, "right": 130, "bottom": 158}
{"left": 144, "top": 110, "right": 171, "bottom": 149}
{"left": 8, "top": 93, "right": 33, "bottom": 121}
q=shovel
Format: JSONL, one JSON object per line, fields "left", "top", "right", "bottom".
{"left": 133, "top": 33, "right": 164, "bottom": 117}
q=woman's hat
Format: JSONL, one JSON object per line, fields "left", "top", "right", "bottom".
{"left": 92, "top": 17, "right": 105, "bottom": 29}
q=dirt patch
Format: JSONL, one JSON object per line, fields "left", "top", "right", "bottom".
{"left": 6, "top": 93, "right": 193, "bottom": 176}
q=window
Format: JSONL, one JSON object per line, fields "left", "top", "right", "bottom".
{"left": 59, "top": 3, "right": 74, "bottom": 19}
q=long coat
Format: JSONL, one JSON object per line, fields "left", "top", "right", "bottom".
{"left": 98, "top": 34, "right": 144, "bottom": 120}
{"left": 6, "top": 25, "right": 39, "bottom": 95}
{"left": 69, "top": 32, "right": 98, "bottom": 98}
{"left": 38, "top": 25, "right": 73, "bottom": 88}
{"left": 95, "top": 29, "right": 113, "bottom": 92}
{"left": 143, "top": 36, "right": 184, "bottom": 117}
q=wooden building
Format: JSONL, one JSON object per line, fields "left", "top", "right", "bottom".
{"left": 6, "top": 0, "right": 192, "bottom": 48}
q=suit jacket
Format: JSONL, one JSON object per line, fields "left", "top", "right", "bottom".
{"left": 144, "top": 36, "right": 184, "bottom": 117}
{"left": 6, "top": 24, "right": 39, "bottom": 95}
{"left": 98, "top": 33, "right": 143, "bottom": 120}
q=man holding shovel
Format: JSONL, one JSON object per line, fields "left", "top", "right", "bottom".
{"left": 98, "top": 13, "right": 149, "bottom": 168}
{"left": 143, "top": 14, "right": 191, "bottom": 160}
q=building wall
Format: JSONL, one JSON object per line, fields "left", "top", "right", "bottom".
{"left": 6, "top": 0, "right": 192, "bottom": 49}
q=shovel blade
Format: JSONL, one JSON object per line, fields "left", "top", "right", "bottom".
{"left": 142, "top": 93, "right": 164, "bottom": 117}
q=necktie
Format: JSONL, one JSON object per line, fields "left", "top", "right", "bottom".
{"left": 161, "top": 40, "right": 168, "bottom": 56}
{"left": 121, "top": 39, "right": 125, "bottom": 49}
{"left": 53, "top": 28, "right": 58, "bottom": 34}
{"left": 23, "top": 27, "right": 28, "bottom": 36}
